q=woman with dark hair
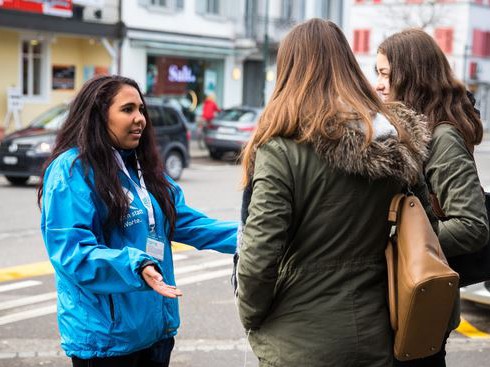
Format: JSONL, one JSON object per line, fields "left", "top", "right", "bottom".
{"left": 376, "top": 28, "right": 489, "bottom": 367}
{"left": 236, "top": 19, "right": 431, "bottom": 366}
{"left": 38, "top": 75, "right": 237, "bottom": 367}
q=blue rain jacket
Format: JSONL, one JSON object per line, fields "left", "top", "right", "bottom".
{"left": 40, "top": 148, "right": 237, "bottom": 359}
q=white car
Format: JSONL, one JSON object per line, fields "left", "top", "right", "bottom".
{"left": 460, "top": 282, "right": 490, "bottom": 307}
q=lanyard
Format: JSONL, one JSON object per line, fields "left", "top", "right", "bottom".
{"left": 113, "top": 150, "right": 156, "bottom": 232}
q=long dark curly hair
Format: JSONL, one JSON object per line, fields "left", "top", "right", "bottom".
{"left": 37, "top": 75, "right": 176, "bottom": 238}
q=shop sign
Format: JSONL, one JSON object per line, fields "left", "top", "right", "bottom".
{"left": 0, "top": 0, "right": 73, "bottom": 18}
{"left": 168, "top": 65, "right": 196, "bottom": 83}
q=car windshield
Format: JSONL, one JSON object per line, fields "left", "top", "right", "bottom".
{"left": 30, "top": 105, "right": 69, "bottom": 130}
{"left": 216, "top": 109, "right": 256, "bottom": 123}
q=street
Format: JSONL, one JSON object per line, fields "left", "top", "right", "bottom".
{"left": 0, "top": 142, "right": 490, "bottom": 366}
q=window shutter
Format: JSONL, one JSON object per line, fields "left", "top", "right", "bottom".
{"left": 446, "top": 29, "right": 453, "bottom": 54}
{"left": 484, "top": 31, "right": 490, "bottom": 57}
{"left": 363, "top": 29, "right": 370, "bottom": 53}
{"left": 469, "top": 62, "right": 478, "bottom": 79}
{"left": 473, "top": 29, "right": 484, "bottom": 56}
{"left": 353, "top": 30, "right": 360, "bottom": 52}
{"left": 175, "top": 0, "right": 184, "bottom": 10}
{"left": 435, "top": 28, "right": 453, "bottom": 54}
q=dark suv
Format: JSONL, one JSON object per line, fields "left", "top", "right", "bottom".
{"left": 0, "top": 99, "right": 190, "bottom": 185}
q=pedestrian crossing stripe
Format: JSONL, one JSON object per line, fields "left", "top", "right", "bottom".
{"left": 456, "top": 318, "right": 490, "bottom": 338}
{"left": 0, "top": 242, "right": 194, "bottom": 282}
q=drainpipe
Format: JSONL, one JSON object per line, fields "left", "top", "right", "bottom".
{"left": 262, "top": 0, "right": 269, "bottom": 107}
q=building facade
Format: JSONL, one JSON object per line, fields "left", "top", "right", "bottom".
{"left": 0, "top": 0, "right": 349, "bottom": 132}
{"left": 120, "top": 0, "right": 348, "bottom": 119}
{"left": 350, "top": 0, "right": 490, "bottom": 128}
{"left": 0, "top": 0, "right": 123, "bottom": 133}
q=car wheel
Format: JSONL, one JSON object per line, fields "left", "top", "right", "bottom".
{"left": 209, "top": 149, "right": 224, "bottom": 160}
{"left": 5, "top": 176, "right": 29, "bottom": 186}
{"left": 165, "top": 151, "right": 184, "bottom": 181}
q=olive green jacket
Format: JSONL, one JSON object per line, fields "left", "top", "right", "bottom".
{"left": 426, "top": 124, "right": 488, "bottom": 257}
{"left": 237, "top": 106, "right": 431, "bottom": 367}
{"left": 426, "top": 124, "right": 489, "bottom": 331}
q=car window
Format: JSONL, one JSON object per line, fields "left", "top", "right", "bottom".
{"left": 162, "top": 107, "right": 180, "bottom": 127}
{"left": 147, "top": 106, "right": 163, "bottom": 127}
{"left": 30, "top": 105, "right": 69, "bottom": 130}
{"left": 216, "top": 109, "right": 256, "bottom": 123}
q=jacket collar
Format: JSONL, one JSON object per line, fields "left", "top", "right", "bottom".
{"left": 310, "top": 103, "right": 430, "bottom": 185}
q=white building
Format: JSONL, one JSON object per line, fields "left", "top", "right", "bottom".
{"left": 119, "top": 0, "right": 348, "bottom": 118}
{"left": 349, "top": 0, "right": 490, "bottom": 127}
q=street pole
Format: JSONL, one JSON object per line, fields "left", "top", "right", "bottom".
{"left": 262, "top": 0, "right": 269, "bottom": 106}
{"left": 463, "top": 43, "right": 469, "bottom": 87}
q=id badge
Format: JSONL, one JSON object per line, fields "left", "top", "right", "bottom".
{"left": 146, "top": 235, "right": 165, "bottom": 262}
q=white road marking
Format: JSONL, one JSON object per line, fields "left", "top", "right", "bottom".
{"left": 175, "top": 258, "right": 231, "bottom": 275}
{"left": 0, "top": 280, "right": 42, "bottom": 293}
{"left": 177, "top": 269, "right": 231, "bottom": 286}
{"left": 0, "top": 304, "right": 57, "bottom": 326}
{"left": 172, "top": 254, "right": 188, "bottom": 261}
{"left": 0, "top": 291, "right": 57, "bottom": 311}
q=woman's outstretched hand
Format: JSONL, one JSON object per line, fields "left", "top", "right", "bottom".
{"left": 142, "top": 265, "right": 183, "bottom": 298}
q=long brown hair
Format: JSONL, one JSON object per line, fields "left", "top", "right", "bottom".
{"left": 37, "top": 75, "right": 176, "bottom": 238}
{"left": 242, "top": 18, "right": 408, "bottom": 184}
{"left": 378, "top": 28, "right": 483, "bottom": 148}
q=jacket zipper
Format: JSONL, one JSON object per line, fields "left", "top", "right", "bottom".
{"left": 108, "top": 295, "right": 115, "bottom": 322}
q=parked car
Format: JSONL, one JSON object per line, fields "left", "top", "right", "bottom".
{"left": 0, "top": 98, "right": 190, "bottom": 185}
{"left": 203, "top": 106, "right": 262, "bottom": 160}
{"left": 460, "top": 282, "right": 490, "bottom": 308}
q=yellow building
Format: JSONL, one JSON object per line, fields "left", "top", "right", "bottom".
{"left": 0, "top": 1, "right": 123, "bottom": 136}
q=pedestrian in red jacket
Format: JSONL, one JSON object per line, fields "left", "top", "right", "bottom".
{"left": 202, "top": 93, "right": 220, "bottom": 123}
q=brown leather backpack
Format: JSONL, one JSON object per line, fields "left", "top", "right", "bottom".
{"left": 386, "top": 194, "right": 459, "bottom": 361}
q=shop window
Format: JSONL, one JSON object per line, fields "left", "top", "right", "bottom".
{"left": 21, "top": 39, "right": 47, "bottom": 99}
{"left": 353, "top": 29, "right": 370, "bottom": 54}
{"left": 435, "top": 28, "right": 453, "bottom": 54}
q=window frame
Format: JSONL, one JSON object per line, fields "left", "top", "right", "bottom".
{"left": 19, "top": 36, "right": 50, "bottom": 103}
{"left": 144, "top": 0, "right": 184, "bottom": 13}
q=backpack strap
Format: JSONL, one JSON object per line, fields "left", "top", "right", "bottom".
{"left": 388, "top": 194, "right": 405, "bottom": 224}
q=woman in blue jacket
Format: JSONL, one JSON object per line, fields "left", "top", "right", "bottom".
{"left": 37, "top": 75, "right": 237, "bottom": 366}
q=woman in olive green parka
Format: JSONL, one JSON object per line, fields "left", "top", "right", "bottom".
{"left": 376, "top": 29, "right": 489, "bottom": 367}
{"left": 236, "top": 19, "right": 431, "bottom": 367}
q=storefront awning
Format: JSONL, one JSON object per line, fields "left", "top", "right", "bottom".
{"left": 130, "top": 40, "right": 236, "bottom": 59}
{"left": 127, "top": 29, "right": 255, "bottom": 59}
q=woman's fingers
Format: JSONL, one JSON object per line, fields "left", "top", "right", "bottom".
{"left": 142, "top": 265, "right": 183, "bottom": 298}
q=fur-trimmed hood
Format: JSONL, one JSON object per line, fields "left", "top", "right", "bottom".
{"left": 310, "top": 103, "right": 430, "bottom": 185}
